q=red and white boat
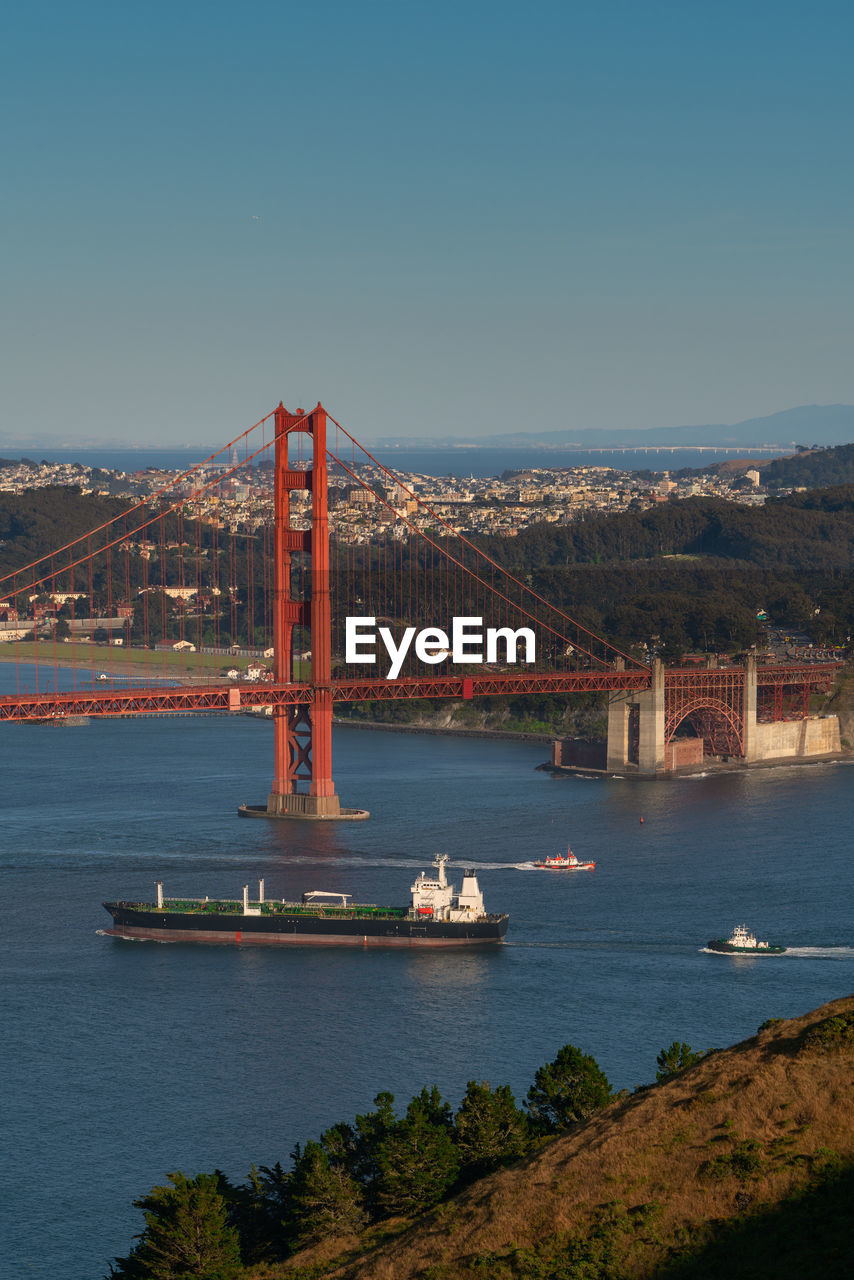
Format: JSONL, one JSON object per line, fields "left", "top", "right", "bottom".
{"left": 533, "top": 846, "right": 595, "bottom": 871}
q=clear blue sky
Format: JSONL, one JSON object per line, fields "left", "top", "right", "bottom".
{"left": 3, "top": 0, "right": 853, "bottom": 445}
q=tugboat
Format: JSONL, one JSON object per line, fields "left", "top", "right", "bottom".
{"left": 102, "top": 855, "right": 508, "bottom": 947}
{"left": 707, "top": 924, "right": 786, "bottom": 955}
{"left": 533, "top": 846, "right": 595, "bottom": 872}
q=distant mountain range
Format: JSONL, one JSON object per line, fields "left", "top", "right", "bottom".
{"left": 372, "top": 404, "right": 854, "bottom": 450}
{"left": 3, "top": 404, "right": 854, "bottom": 455}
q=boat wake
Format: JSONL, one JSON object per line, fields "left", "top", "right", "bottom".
{"left": 269, "top": 856, "right": 538, "bottom": 872}
{"left": 467, "top": 861, "right": 538, "bottom": 871}
{"left": 95, "top": 929, "right": 149, "bottom": 942}
{"left": 780, "top": 946, "right": 854, "bottom": 958}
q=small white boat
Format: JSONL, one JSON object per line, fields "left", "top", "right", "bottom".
{"left": 533, "top": 846, "right": 595, "bottom": 872}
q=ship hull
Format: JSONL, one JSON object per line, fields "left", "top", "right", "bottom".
{"left": 707, "top": 940, "right": 786, "bottom": 954}
{"left": 533, "top": 863, "right": 594, "bottom": 871}
{"left": 103, "top": 905, "right": 508, "bottom": 947}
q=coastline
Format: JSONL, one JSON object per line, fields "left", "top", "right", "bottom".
{"left": 540, "top": 750, "right": 854, "bottom": 779}
{"left": 332, "top": 717, "right": 554, "bottom": 743}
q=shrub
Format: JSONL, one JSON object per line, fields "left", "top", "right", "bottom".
{"left": 655, "top": 1042, "right": 706, "bottom": 1080}
{"left": 801, "top": 1014, "right": 854, "bottom": 1052}
{"left": 704, "top": 1139, "right": 764, "bottom": 1182}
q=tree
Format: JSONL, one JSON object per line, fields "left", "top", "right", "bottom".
{"left": 227, "top": 1163, "right": 290, "bottom": 1265}
{"left": 525, "top": 1044, "right": 613, "bottom": 1134}
{"left": 286, "top": 1140, "right": 365, "bottom": 1249}
{"left": 351, "top": 1091, "right": 397, "bottom": 1212}
{"left": 109, "top": 1170, "right": 241, "bottom": 1279}
{"left": 454, "top": 1080, "right": 529, "bottom": 1179}
{"left": 374, "top": 1088, "right": 460, "bottom": 1217}
{"left": 656, "top": 1041, "right": 706, "bottom": 1080}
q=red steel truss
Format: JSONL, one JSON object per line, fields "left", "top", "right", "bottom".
{"left": 664, "top": 667, "right": 748, "bottom": 754}
{"left": 663, "top": 663, "right": 840, "bottom": 754}
{"left": 0, "top": 663, "right": 839, "bottom": 725}
{"left": 0, "top": 669, "right": 652, "bottom": 722}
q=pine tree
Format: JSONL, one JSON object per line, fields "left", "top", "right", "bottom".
{"left": 655, "top": 1041, "right": 706, "bottom": 1080}
{"left": 226, "top": 1162, "right": 292, "bottom": 1264}
{"left": 109, "top": 1170, "right": 241, "bottom": 1279}
{"left": 454, "top": 1080, "right": 529, "bottom": 1178}
{"left": 286, "top": 1140, "right": 365, "bottom": 1249}
{"left": 351, "top": 1091, "right": 397, "bottom": 1212}
{"left": 525, "top": 1044, "right": 613, "bottom": 1134}
{"left": 375, "top": 1088, "right": 460, "bottom": 1217}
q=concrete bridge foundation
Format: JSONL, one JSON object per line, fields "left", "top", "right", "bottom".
{"left": 605, "top": 656, "right": 840, "bottom": 775}
{"left": 607, "top": 659, "right": 666, "bottom": 775}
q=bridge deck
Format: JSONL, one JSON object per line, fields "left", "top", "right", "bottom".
{"left": 0, "top": 663, "right": 840, "bottom": 722}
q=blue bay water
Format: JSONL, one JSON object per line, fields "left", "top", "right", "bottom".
{"left": 2, "top": 665, "right": 853, "bottom": 1277}
{"left": 22, "top": 445, "right": 786, "bottom": 478}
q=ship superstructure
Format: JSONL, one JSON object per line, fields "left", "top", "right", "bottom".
{"left": 707, "top": 924, "right": 786, "bottom": 955}
{"left": 410, "top": 854, "right": 486, "bottom": 920}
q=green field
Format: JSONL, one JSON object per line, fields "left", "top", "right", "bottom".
{"left": 0, "top": 643, "right": 313, "bottom": 682}
{"left": 0, "top": 642, "right": 270, "bottom": 679}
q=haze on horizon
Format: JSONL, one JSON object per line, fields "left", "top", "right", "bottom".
{"left": 3, "top": 1, "right": 854, "bottom": 448}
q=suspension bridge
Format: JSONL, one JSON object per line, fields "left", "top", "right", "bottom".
{"left": 0, "top": 404, "right": 841, "bottom": 817}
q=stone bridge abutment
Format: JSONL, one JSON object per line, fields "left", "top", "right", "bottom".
{"left": 604, "top": 657, "right": 840, "bottom": 775}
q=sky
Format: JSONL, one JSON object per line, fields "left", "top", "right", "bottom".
{"left": 2, "top": 0, "right": 854, "bottom": 447}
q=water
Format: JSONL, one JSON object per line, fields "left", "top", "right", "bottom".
{"left": 5, "top": 448, "right": 218, "bottom": 473}
{"left": 15, "top": 445, "right": 790, "bottom": 479}
{"left": 359, "top": 446, "right": 789, "bottom": 478}
{"left": 2, "top": 668, "right": 853, "bottom": 1277}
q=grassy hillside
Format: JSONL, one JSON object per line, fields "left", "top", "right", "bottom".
{"left": 262, "top": 995, "right": 854, "bottom": 1280}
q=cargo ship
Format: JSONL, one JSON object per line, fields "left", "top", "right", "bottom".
{"left": 706, "top": 924, "right": 786, "bottom": 955}
{"left": 102, "top": 855, "right": 508, "bottom": 947}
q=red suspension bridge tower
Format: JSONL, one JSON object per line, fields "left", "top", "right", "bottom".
{"left": 261, "top": 403, "right": 366, "bottom": 820}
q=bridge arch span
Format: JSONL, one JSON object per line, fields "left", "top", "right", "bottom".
{"left": 665, "top": 696, "right": 744, "bottom": 757}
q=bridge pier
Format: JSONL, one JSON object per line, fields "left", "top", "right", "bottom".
{"left": 606, "top": 659, "right": 666, "bottom": 775}
{"left": 742, "top": 654, "right": 757, "bottom": 762}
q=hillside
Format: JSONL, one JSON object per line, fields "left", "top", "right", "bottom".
{"left": 269, "top": 995, "right": 854, "bottom": 1280}
{"left": 4, "top": 484, "right": 854, "bottom": 689}
{"left": 0, "top": 488, "right": 133, "bottom": 578}
{"left": 759, "top": 444, "right": 854, "bottom": 490}
{"left": 479, "top": 491, "right": 854, "bottom": 573}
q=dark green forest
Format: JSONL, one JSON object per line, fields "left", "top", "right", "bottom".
{"left": 758, "top": 443, "right": 854, "bottom": 490}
